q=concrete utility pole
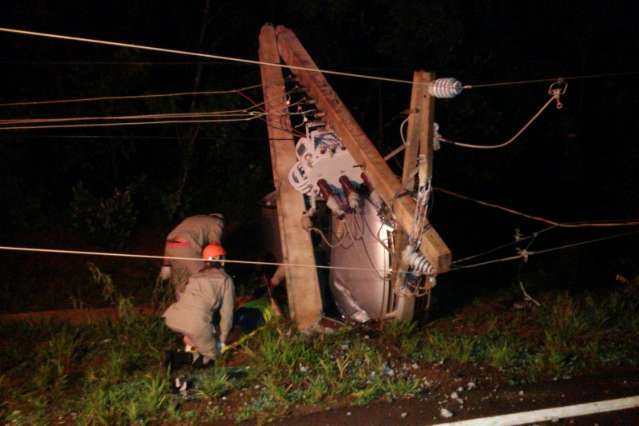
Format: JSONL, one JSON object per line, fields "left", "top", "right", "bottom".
{"left": 258, "top": 25, "right": 322, "bottom": 331}
{"left": 392, "top": 71, "right": 435, "bottom": 319}
{"left": 275, "top": 25, "right": 451, "bottom": 274}
{"left": 390, "top": 71, "right": 435, "bottom": 318}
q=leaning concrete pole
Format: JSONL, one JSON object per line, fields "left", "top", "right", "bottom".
{"left": 275, "top": 25, "right": 451, "bottom": 274}
{"left": 391, "top": 71, "right": 435, "bottom": 319}
{"left": 258, "top": 24, "right": 323, "bottom": 330}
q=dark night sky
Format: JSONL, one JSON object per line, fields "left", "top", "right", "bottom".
{"left": 1, "top": 1, "right": 638, "bottom": 310}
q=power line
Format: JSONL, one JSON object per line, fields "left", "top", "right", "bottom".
{"left": 464, "top": 71, "right": 639, "bottom": 89}
{"left": 0, "top": 97, "right": 308, "bottom": 131}
{"left": 3, "top": 135, "right": 294, "bottom": 141}
{"left": 0, "top": 60, "right": 414, "bottom": 71}
{"left": 0, "top": 83, "right": 263, "bottom": 108}
{"left": 0, "top": 110, "right": 310, "bottom": 132}
{"left": 0, "top": 60, "right": 240, "bottom": 66}
{"left": 436, "top": 187, "right": 639, "bottom": 228}
{"left": 451, "top": 229, "right": 639, "bottom": 271}
{"left": 0, "top": 27, "right": 416, "bottom": 86}
{"left": 3, "top": 28, "right": 639, "bottom": 93}
{"left": 451, "top": 226, "right": 556, "bottom": 265}
{"left": 438, "top": 90, "right": 559, "bottom": 150}
{"left": 384, "top": 88, "right": 559, "bottom": 157}
{"left": 0, "top": 245, "right": 388, "bottom": 274}
{"left": 0, "top": 108, "right": 265, "bottom": 126}
{"left": 0, "top": 116, "right": 265, "bottom": 131}
{"left": 1, "top": 227, "right": 636, "bottom": 276}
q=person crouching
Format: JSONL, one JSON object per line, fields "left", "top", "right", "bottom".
{"left": 163, "top": 243, "right": 234, "bottom": 368}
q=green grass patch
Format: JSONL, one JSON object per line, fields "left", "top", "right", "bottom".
{"left": 2, "top": 286, "right": 639, "bottom": 423}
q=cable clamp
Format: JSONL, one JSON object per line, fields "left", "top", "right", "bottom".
{"left": 548, "top": 79, "right": 568, "bottom": 109}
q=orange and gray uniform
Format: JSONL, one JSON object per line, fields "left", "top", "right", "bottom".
{"left": 162, "top": 267, "right": 234, "bottom": 358}
{"left": 163, "top": 214, "right": 224, "bottom": 297}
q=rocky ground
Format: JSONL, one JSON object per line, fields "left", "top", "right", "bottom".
{"left": 263, "top": 370, "right": 639, "bottom": 426}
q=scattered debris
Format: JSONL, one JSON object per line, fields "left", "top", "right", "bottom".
{"left": 440, "top": 408, "right": 454, "bottom": 418}
{"left": 401, "top": 412, "right": 408, "bottom": 418}
{"left": 450, "top": 391, "right": 463, "bottom": 404}
{"left": 383, "top": 365, "right": 395, "bottom": 377}
{"left": 467, "top": 381, "right": 476, "bottom": 390}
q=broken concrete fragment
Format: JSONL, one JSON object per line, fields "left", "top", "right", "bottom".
{"left": 440, "top": 408, "right": 454, "bottom": 418}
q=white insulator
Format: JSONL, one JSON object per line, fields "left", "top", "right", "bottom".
{"left": 402, "top": 245, "right": 435, "bottom": 275}
{"left": 429, "top": 78, "right": 463, "bottom": 99}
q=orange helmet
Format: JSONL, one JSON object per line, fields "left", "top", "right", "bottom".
{"left": 202, "top": 243, "right": 226, "bottom": 260}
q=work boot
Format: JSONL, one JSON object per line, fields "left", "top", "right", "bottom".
{"left": 170, "top": 376, "right": 191, "bottom": 395}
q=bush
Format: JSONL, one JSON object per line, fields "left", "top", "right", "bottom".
{"left": 70, "top": 181, "right": 138, "bottom": 249}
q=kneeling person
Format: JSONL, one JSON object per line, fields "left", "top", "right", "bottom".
{"left": 163, "top": 243, "right": 234, "bottom": 367}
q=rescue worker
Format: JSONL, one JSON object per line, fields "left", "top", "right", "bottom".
{"left": 163, "top": 243, "right": 234, "bottom": 368}
{"left": 160, "top": 213, "right": 224, "bottom": 298}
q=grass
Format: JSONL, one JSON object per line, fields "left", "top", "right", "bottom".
{"left": 2, "top": 279, "right": 639, "bottom": 423}
{"left": 0, "top": 315, "right": 176, "bottom": 425}
{"left": 413, "top": 283, "right": 639, "bottom": 383}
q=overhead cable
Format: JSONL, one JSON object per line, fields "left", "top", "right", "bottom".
{"left": 0, "top": 227, "right": 635, "bottom": 276}
{"left": 451, "top": 226, "right": 556, "bottom": 265}
{"left": 0, "top": 245, "right": 388, "bottom": 274}
{"left": 439, "top": 80, "right": 566, "bottom": 150}
{"left": 6, "top": 135, "right": 295, "bottom": 141}
{"left": 0, "top": 83, "right": 263, "bottom": 108}
{"left": 0, "top": 97, "right": 307, "bottom": 131}
{"left": 0, "top": 108, "right": 265, "bottom": 126}
{"left": 436, "top": 187, "right": 639, "bottom": 228}
{"left": 2, "top": 28, "right": 638, "bottom": 92}
{"left": 451, "top": 229, "right": 639, "bottom": 271}
{"left": 0, "top": 27, "right": 416, "bottom": 85}
{"left": 0, "top": 116, "right": 265, "bottom": 131}
{"left": 465, "top": 71, "right": 639, "bottom": 89}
